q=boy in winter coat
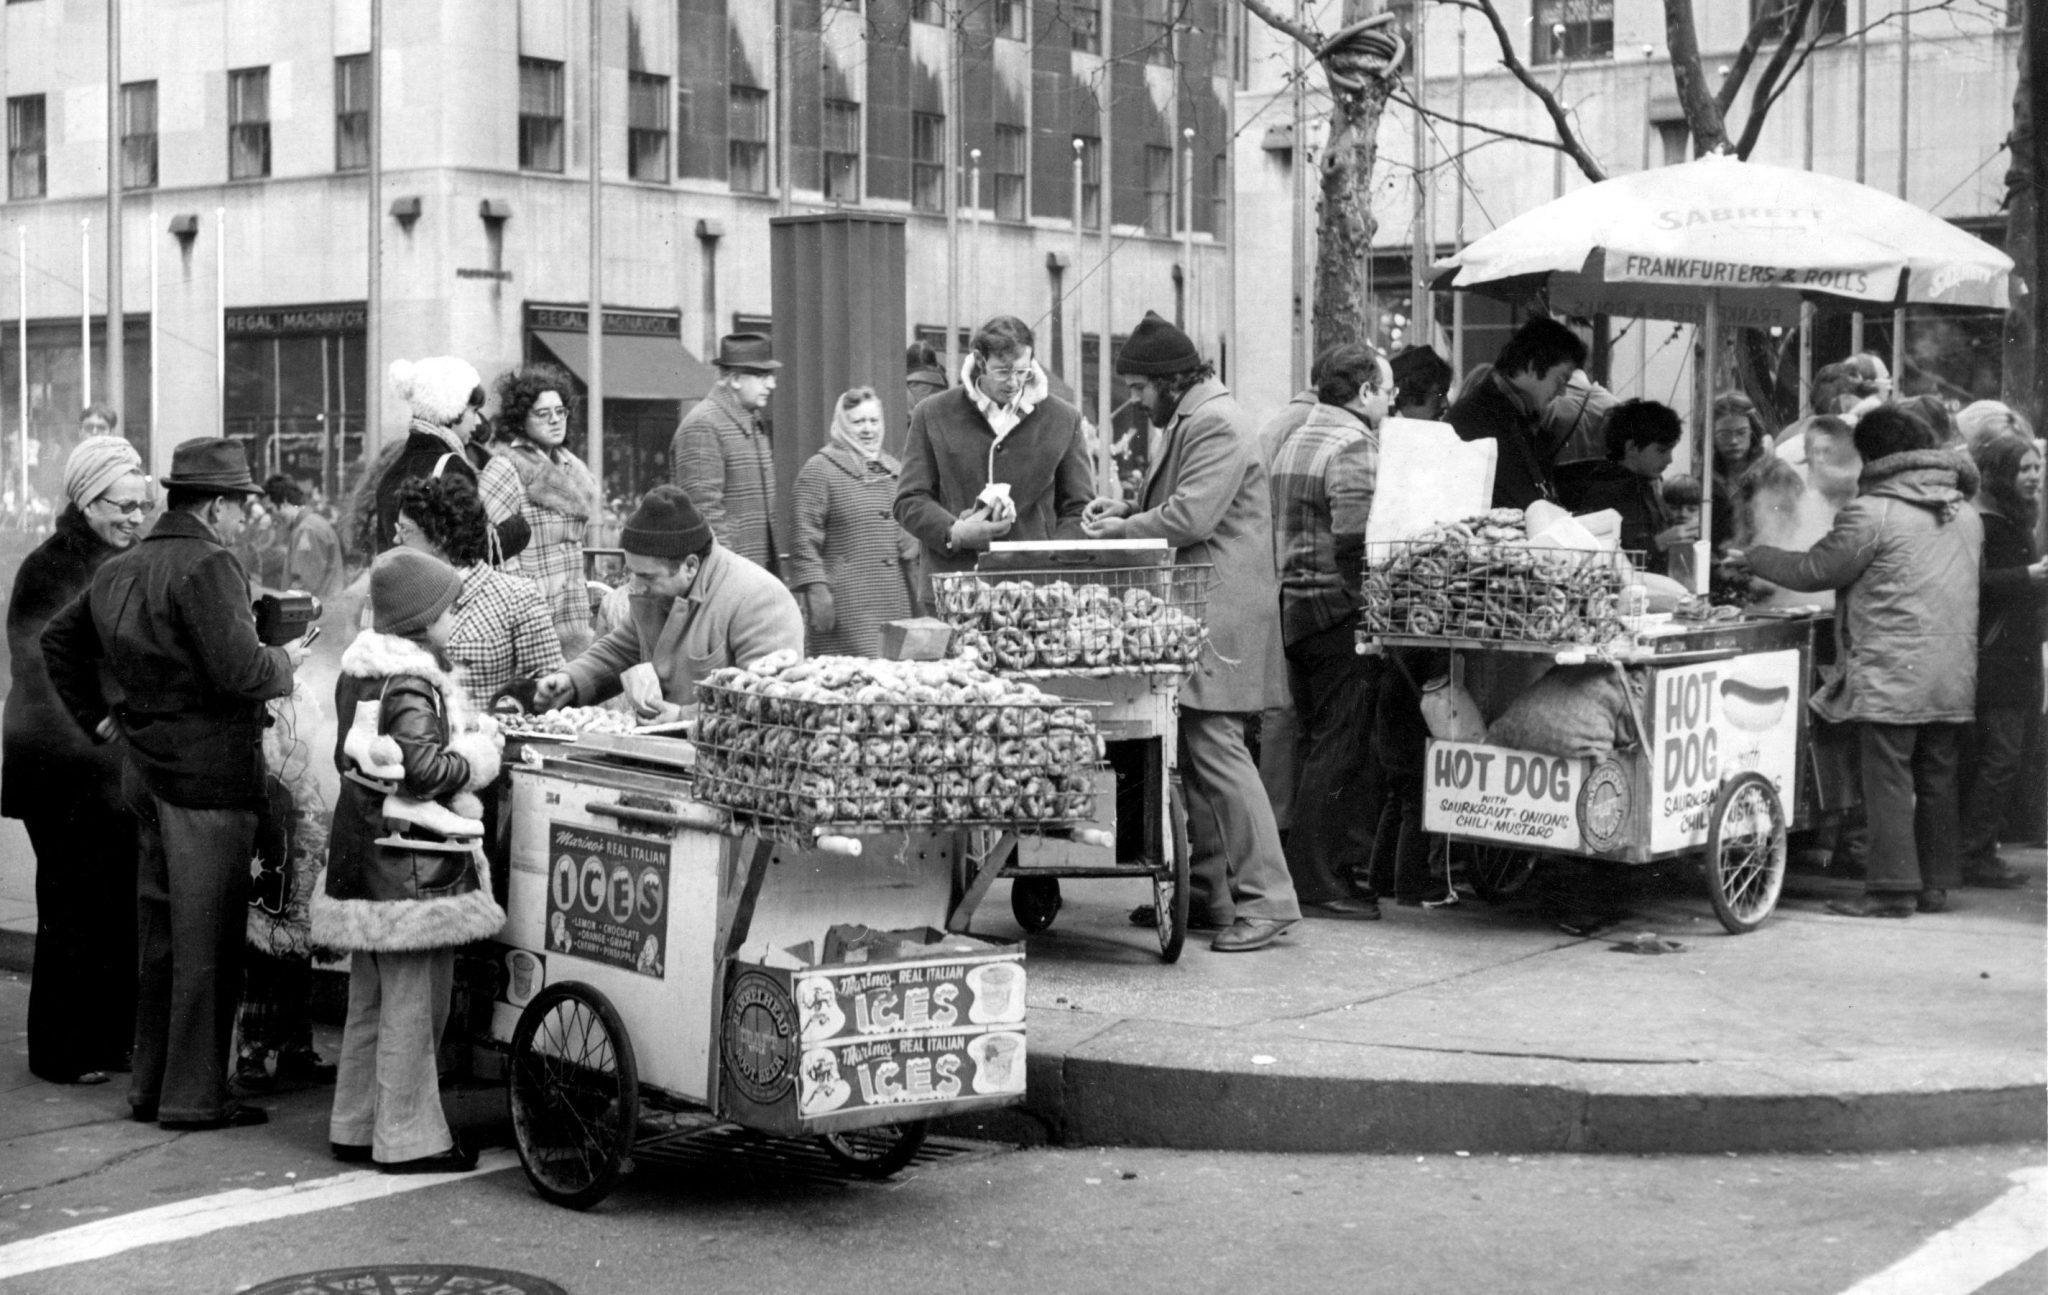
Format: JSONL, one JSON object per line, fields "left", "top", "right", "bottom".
{"left": 313, "top": 548, "right": 505, "bottom": 1173}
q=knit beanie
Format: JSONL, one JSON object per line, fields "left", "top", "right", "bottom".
{"left": 390, "top": 356, "right": 484, "bottom": 425}
{"left": 621, "top": 484, "right": 714, "bottom": 559}
{"left": 371, "top": 547, "right": 465, "bottom": 637}
{"left": 1114, "top": 310, "right": 1201, "bottom": 376}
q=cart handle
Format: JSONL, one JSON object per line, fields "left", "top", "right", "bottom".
{"left": 584, "top": 800, "right": 726, "bottom": 834}
{"left": 814, "top": 833, "right": 863, "bottom": 857}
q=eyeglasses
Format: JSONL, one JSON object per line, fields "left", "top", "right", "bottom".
{"left": 91, "top": 497, "right": 148, "bottom": 516}
{"left": 983, "top": 367, "right": 1026, "bottom": 382}
{"left": 530, "top": 406, "right": 569, "bottom": 422}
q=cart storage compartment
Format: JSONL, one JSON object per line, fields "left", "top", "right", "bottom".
{"left": 719, "top": 937, "right": 1027, "bottom": 1135}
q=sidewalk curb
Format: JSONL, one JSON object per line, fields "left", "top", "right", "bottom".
{"left": 935, "top": 1014, "right": 2048, "bottom": 1155}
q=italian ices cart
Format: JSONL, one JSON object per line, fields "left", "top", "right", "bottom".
{"left": 485, "top": 657, "right": 1099, "bottom": 1208}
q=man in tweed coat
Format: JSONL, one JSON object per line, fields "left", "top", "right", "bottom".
{"left": 1083, "top": 312, "right": 1303, "bottom": 954}
{"left": 671, "top": 333, "right": 781, "bottom": 574}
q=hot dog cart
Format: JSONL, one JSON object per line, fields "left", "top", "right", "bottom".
{"left": 485, "top": 655, "right": 1098, "bottom": 1208}
{"left": 1359, "top": 523, "right": 1818, "bottom": 934}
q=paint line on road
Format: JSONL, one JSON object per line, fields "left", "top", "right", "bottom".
{"left": 1837, "top": 1165, "right": 2048, "bottom": 1295}
{"left": 0, "top": 1149, "right": 518, "bottom": 1282}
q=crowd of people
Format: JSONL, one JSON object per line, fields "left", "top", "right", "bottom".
{"left": 3, "top": 305, "right": 2041, "bottom": 1175}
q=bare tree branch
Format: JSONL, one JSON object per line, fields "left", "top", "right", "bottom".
{"left": 1712, "top": 1, "right": 1802, "bottom": 118}
{"left": 1735, "top": 0, "right": 1819, "bottom": 157}
{"left": 1236, "top": 0, "right": 1319, "bottom": 51}
{"left": 1662, "top": 0, "right": 1728, "bottom": 152}
{"left": 1387, "top": 89, "right": 1581, "bottom": 159}
{"left": 1463, "top": 0, "right": 1607, "bottom": 182}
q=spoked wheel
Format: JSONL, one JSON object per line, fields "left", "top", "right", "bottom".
{"left": 1704, "top": 771, "right": 1786, "bottom": 934}
{"left": 1010, "top": 876, "right": 1063, "bottom": 932}
{"left": 818, "top": 1119, "right": 929, "bottom": 1179}
{"left": 1153, "top": 774, "right": 1193, "bottom": 962}
{"left": 508, "top": 981, "right": 639, "bottom": 1210}
{"left": 1460, "top": 843, "right": 1538, "bottom": 904}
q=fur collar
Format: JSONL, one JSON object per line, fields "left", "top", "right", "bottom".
{"left": 343, "top": 629, "right": 457, "bottom": 686}
{"left": 1861, "top": 447, "right": 1981, "bottom": 522}
{"left": 495, "top": 441, "right": 600, "bottom": 520}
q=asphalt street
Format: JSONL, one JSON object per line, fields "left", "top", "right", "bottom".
{"left": 3, "top": 976, "right": 2044, "bottom": 1295}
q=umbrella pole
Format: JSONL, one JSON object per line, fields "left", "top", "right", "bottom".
{"left": 1696, "top": 296, "right": 1719, "bottom": 596}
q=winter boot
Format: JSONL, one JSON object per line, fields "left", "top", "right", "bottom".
{"left": 381, "top": 793, "right": 485, "bottom": 840}
{"left": 343, "top": 700, "right": 404, "bottom": 783}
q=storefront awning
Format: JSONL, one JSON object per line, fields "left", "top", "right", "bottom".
{"left": 532, "top": 330, "right": 717, "bottom": 404}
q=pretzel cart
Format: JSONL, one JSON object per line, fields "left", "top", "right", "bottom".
{"left": 1359, "top": 518, "right": 1816, "bottom": 934}
{"left": 929, "top": 540, "right": 1205, "bottom": 961}
{"left": 486, "top": 656, "right": 1104, "bottom": 1209}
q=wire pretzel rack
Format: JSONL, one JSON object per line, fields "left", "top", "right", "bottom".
{"left": 1361, "top": 540, "right": 1640, "bottom": 647}
{"left": 929, "top": 564, "right": 1212, "bottom": 675}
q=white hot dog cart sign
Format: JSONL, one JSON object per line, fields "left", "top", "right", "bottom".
{"left": 1423, "top": 742, "right": 1593, "bottom": 852}
{"left": 1648, "top": 649, "right": 1800, "bottom": 853}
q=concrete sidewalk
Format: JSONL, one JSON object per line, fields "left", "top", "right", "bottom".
{"left": 3, "top": 825, "right": 2042, "bottom": 1155}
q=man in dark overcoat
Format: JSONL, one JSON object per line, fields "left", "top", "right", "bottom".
{"left": 45, "top": 438, "right": 308, "bottom": 1129}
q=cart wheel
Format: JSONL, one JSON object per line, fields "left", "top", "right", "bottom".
{"left": 508, "top": 981, "right": 639, "bottom": 1210}
{"left": 1010, "top": 876, "right": 1063, "bottom": 932}
{"left": 818, "top": 1119, "right": 929, "bottom": 1179}
{"left": 1462, "top": 843, "right": 1537, "bottom": 904}
{"left": 1704, "top": 772, "right": 1786, "bottom": 934}
{"left": 1153, "top": 774, "right": 1193, "bottom": 962}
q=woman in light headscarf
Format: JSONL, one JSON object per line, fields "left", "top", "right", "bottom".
{"left": 4, "top": 435, "right": 150, "bottom": 1086}
{"left": 791, "top": 386, "right": 917, "bottom": 656}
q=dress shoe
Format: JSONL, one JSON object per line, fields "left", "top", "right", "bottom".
{"left": 380, "top": 1144, "right": 478, "bottom": 1175}
{"left": 1961, "top": 865, "right": 2028, "bottom": 889}
{"left": 1916, "top": 889, "right": 1948, "bottom": 914}
{"left": 160, "top": 1103, "right": 269, "bottom": 1130}
{"left": 1825, "top": 895, "right": 1915, "bottom": 919}
{"left": 1210, "top": 917, "right": 1297, "bottom": 952}
{"left": 1127, "top": 904, "right": 1226, "bottom": 931}
{"left": 331, "top": 1142, "right": 373, "bottom": 1163}
{"left": 130, "top": 1102, "right": 158, "bottom": 1123}
{"left": 1305, "top": 897, "right": 1381, "bottom": 920}
{"left": 276, "top": 1046, "right": 339, "bottom": 1084}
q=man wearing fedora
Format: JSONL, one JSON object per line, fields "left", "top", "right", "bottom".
{"left": 671, "top": 332, "right": 782, "bottom": 575}
{"left": 45, "top": 438, "right": 310, "bottom": 1130}
{"left": 1083, "top": 312, "right": 1303, "bottom": 953}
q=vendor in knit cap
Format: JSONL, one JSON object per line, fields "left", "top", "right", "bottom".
{"left": 1083, "top": 310, "right": 1303, "bottom": 954}
{"left": 533, "top": 484, "right": 803, "bottom": 721}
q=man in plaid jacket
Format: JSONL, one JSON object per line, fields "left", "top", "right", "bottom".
{"left": 671, "top": 333, "right": 781, "bottom": 575}
{"left": 1267, "top": 342, "right": 1389, "bottom": 920}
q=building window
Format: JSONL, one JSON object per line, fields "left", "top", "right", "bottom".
{"left": 1075, "top": 135, "right": 1101, "bottom": 230}
{"left": 992, "top": 124, "right": 1026, "bottom": 221}
{"left": 1211, "top": 153, "right": 1228, "bottom": 235}
{"left": 1140, "top": 0, "right": 1174, "bottom": 65}
{"left": 335, "top": 56, "right": 369, "bottom": 173}
{"left": 822, "top": 98, "right": 861, "bottom": 203}
{"left": 1750, "top": 0, "right": 1846, "bottom": 39}
{"left": 911, "top": 112, "right": 945, "bottom": 212}
{"left": 1529, "top": 0, "right": 1613, "bottom": 66}
{"left": 121, "top": 81, "right": 158, "bottom": 190}
{"left": 911, "top": 0, "right": 944, "bottom": 23}
{"left": 993, "top": 1, "right": 1024, "bottom": 40}
{"left": 629, "top": 72, "right": 670, "bottom": 182}
{"left": 1656, "top": 120, "right": 1690, "bottom": 167}
{"left": 1143, "top": 145, "right": 1174, "bottom": 236}
{"left": 228, "top": 67, "right": 271, "bottom": 180}
{"left": 1070, "top": 2, "right": 1101, "bottom": 53}
{"left": 729, "top": 85, "right": 770, "bottom": 194}
{"left": 519, "top": 57, "right": 565, "bottom": 173}
{"left": 6, "top": 95, "right": 44, "bottom": 199}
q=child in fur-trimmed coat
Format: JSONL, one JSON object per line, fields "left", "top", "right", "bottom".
{"left": 312, "top": 549, "right": 505, "bottom": 1174}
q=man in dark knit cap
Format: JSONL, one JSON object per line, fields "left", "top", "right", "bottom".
{"left": 1083, "top": 311, "right": 1303, "bottom": 953}
{"left": 533, "top": 485, "right": 802, "bottom": 718}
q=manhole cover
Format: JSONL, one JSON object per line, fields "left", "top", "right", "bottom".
{"left": 241, "top": 1265, "right": 569, "bottom": 1295}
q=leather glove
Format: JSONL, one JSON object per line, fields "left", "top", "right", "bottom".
{"left": 803, "top": 584, "right": 838, "bottom": 635}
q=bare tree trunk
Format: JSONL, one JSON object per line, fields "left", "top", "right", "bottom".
{"left": 1311, "top": 6, "right": 1401, "bottom": 353}
{"left": 2002, "top": 3, "right": 2044, "bottom": 436}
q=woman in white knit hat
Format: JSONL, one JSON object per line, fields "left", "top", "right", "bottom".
{"left": 363, "top": 356, "right": 531, "bottom": 567}
{"left": 4, "top": 433, "right": 151, "bottom": 1085}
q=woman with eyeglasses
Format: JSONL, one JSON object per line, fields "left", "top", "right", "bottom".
{"left": 488, "top": 364, "right": 601, "bottom": 652}
{"left": 4, "top": 434, "right": 150, "bottom": 1086}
